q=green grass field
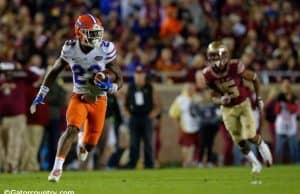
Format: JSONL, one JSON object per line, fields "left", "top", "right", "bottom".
{"left": 0, "top": 165, "right": 299, "bottom": 194}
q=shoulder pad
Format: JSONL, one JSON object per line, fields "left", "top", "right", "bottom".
{"left": 64, "top": 40, "right": 76, "bottom": 47}
{"left": 62, "top": 40, "right": 76, "bottom": 51}
{"left": 101, "top": 41, "right": 117, "bottom": 63}
{"left": 60, "top": 40, "right": 76, "bottom": 60}
{"left": 100, "top": 40, "right": 115, "bottom": 54}
{"left": 229, "top": 59, "right": 245, "bottom": 74}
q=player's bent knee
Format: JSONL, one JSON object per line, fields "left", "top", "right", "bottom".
{"left": 238, "top": 140, "right": 250, "bottom": 154}
{"left": 65, "top": 125, "right": 80, "bottom": 138}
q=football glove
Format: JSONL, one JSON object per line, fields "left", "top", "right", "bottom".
{"left": 30, "top": 85, "right": 49, "bottom": 114}
{"left": 221, "top": 95, "right": 231, "bottom": 105}
{"left": 95, "top": 77, "right": 111, "bottom": 90}
{"left": 108, "top": 83, "right": 118, "bottom": 94}
{"left": 257, "top": 96, "right": 264, "bottom": 110}
{"left": 95, "top": 76, "right": 118, "bottom": 94}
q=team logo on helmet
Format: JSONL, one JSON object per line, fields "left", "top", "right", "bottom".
{"left": 74, "top": 14, "right": 104, "bottom": 48}
{"left": 207, "top": 41, "right": 230, "bottom": 73}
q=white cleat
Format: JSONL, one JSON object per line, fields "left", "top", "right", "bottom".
{"left": 77, "top": 131, "right": 88, "bottom": 161}
{"left": 76, "top": 143, "right": 88, "bottom": 161}
{"left": 251, "top": 161, "right": 262, "bottom": 174}
{"left": 48, "top": 169, "right": 62, "bottom": 182}
{"left": 258, "top": 141, "right": 273, "bottom": 167}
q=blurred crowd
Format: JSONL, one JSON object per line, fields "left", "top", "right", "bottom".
{"left": 1, "top": 0, "right": 300, "bottom": 83}
{"left": 0, "top": 0, "right": 300, "bottom": 172}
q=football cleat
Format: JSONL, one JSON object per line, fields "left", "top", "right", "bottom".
{"left": 258, "top": 141, "right": 273, "bottom": 167}
{"left": 48, "top": 169, "right": 62, "bottom": 182}
{"left": 77, "top": 131, "right": 88, "bottom": 161}
{"left": 77, "top": 143, "right": 88, "bottom": 161}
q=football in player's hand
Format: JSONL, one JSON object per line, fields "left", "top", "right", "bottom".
{"left": 94, "top": 72, "right": 106, "bottom": 84}
{"left": 94, "top": 69, "right": 116, "bottom": 84}
{"left": 221, "top": 94, "right": 231, "bottom": 105}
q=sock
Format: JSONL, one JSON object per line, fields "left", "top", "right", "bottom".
{"left": 258, "top": 140, "right": 265, "bottom": 148}
{"left": 53, "top": 156, "right": 65, "bottom": 170}
{"left": 245, "top": 151, "right": 259, "bottom": 165}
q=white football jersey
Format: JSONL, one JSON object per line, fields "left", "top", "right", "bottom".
{"left": 60, "top": 40, "right": 117, "bottom": 96}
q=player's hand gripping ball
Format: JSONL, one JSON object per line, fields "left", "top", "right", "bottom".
{"left": 94, "top": 69, "right": 116, "bottom": 84}
{"left": 94, "top": 71, "right": 106, "bottom": 84}
{"left": 94, "top": 69, "right": 118, "bottom": 92}
{"left": 221, "top": 94, "right": 231, "bottom": 105}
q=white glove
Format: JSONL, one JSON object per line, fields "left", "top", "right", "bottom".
{"left": 108, "top": 83, "right": 118, "bottom": 94}
{"left": 30, "top": 85, "right": 49, "bottom": 114}
{"left": 221, "top": 95, "right": 231, "bottom": 105}
{"left": 257, "top": 96, "right": 264, "bottom": 110}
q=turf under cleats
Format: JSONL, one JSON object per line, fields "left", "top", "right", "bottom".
{"left": 251, "top": 162, "right": 262, "bottom": 185}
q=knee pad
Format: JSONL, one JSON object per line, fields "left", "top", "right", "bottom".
{"left": 238, "top": 140, "right": 250, "bottom": 154}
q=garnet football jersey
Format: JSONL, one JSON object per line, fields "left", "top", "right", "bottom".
{"left": 203, "top": 60, "right": 250, "bottom": 106}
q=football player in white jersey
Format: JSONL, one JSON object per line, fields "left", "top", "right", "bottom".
{"left": 30, "top": 14, "right": 123, "bottom": 182}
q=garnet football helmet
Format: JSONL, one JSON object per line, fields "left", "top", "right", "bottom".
{"left": 207, "top": 41, "right": 230, "bottom": 73}
{"left": 74, "top": 14, "right": 104, "bottom": 48}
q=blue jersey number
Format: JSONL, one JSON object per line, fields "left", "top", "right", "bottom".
{"left": 72, "top": 64, "right": 102, "bottom": 85}
{"left": 101, "top": 41, "right": 110, "bottom": 47}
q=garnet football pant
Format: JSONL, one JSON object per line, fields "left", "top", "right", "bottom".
{"left": 221, "top": 99, "right": 256, "bottom": 143}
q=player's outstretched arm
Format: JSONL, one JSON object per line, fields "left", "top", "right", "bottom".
{"left": 241, "top": 69, "right": 263, "bottom": 110}
{"left": 43, "top": 58, "right": 68, "bottom": 87}
{"left": 30, "top": 57, "right": 68, "bottom": 114}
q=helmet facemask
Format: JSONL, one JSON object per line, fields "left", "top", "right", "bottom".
{"left": 207, "top": 47, "right": 229, "bottom": 73}
{"left": 79, "top": 25, "right": 103, "bottom": 48}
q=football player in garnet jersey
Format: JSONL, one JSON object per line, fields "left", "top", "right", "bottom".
{"left": 196, "top": 41, "right": 272, "bottom": 174}
{"left": 30, "top": 14, "right": 123, "bottom": 182}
